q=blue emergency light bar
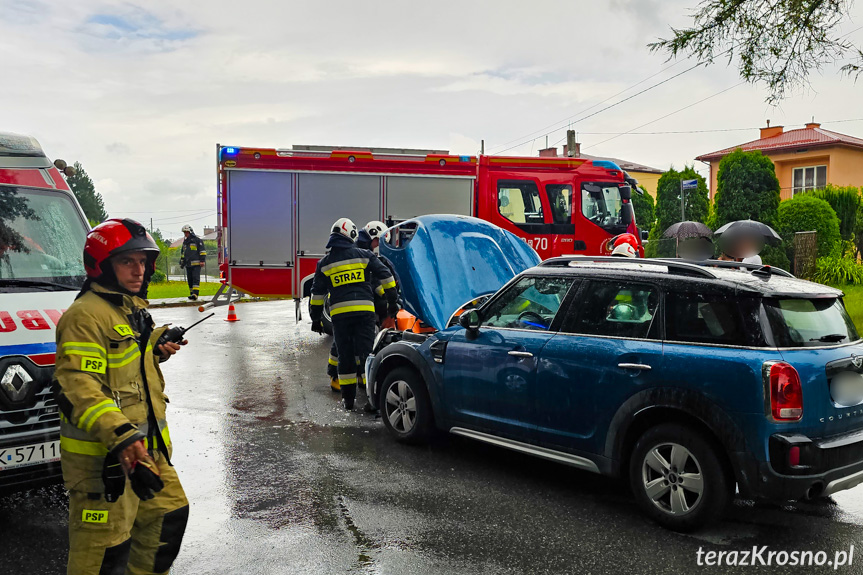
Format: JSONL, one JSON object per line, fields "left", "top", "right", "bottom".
{"left": 224, "top": 147, "right": 239, "bottom": 155}
{"left": 592, "top": 160, "right": 622, "bottom": 171}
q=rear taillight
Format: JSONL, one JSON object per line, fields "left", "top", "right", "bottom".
{"left": 768, "top": 362, "right": 803, "bottom": 421}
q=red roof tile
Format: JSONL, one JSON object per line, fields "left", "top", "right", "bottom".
{"left": 696, "top": 127, "right": 863, "bottom": 161}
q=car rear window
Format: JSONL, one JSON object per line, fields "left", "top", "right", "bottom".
{"left": 764, "top": 298, "right": 859, "bottom": 347}
{"left": 665, "top": 292, "right": 747, "bottom": 346}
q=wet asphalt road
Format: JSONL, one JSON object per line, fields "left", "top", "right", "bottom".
{"left": 7, "top": 300, "right": 863, "bottom": 574}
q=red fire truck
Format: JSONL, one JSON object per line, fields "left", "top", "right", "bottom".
{"left": 214, "top": 144, "right": 641, "bottom": 307}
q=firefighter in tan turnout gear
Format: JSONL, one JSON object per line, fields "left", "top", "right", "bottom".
{"left": 53, "top": 218, "right": 189, "bottom": 575}
{"left": 310, "top": 218, "right": 398, "bottom": 410}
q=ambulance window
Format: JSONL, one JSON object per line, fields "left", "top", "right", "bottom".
{"left": 546, "top": 184, "right": 572, "bottom": 224}
{"left": 498, "top": 180, "right": 544, "bottom": 224}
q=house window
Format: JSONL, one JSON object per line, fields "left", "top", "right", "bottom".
{"left": 792, "top": 165, "right": 827, "bottom": 195}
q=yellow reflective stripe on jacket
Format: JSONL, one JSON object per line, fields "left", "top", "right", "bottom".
{"left": 107, "top": 344, "right": 152, "bottom": 368}
{"left": 146, "top": 426, "right": 172, "bottom": 449}
{"left": 330, "top": 305, "right": 375, "bottom": 316}
{"left": 78, "top": 399, "right": 118, "bottom": 432}
{"left": 60, "top": 436, "right": 108, "bottom": 456}
{"left": 62, "top": 341, "right": 107, "bottom": 359}
{"left": 374, "top": 285, "right": 385, "bottom": 296}
{"left": 322, "top": 261, "right": 368, "bottom": 277}
{"left": 107, "top": 344, "right": 139, "bottom": 361}
{"left": 381, "top": 278, "right": 396, "bottom": 290}
{"left": 310, "top": 294, "right": 325, "bottom": 305}
{"left": 338, "top": 374, "right": 357, "bottom": 385}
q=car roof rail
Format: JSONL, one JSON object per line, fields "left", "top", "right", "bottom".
{"left": 538, "top": 256, "right": 717, "bottom": 278}
{"left": 537, "top": 256, "right": 796, "bottom": 280}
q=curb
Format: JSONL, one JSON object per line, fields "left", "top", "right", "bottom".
{"left": 149, "top": 296, "right": 267, "bottom": 309}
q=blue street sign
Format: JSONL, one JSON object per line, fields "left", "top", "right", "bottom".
{"left": 681, "top": 179, "right": 699, "bottom": 190}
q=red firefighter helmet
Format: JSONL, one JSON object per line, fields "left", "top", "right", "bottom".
{"left": 83, "top": 218, "right": 160, "bottom": 279}
{"left": 604, "top": 233, "right": 640, "bottom": 256}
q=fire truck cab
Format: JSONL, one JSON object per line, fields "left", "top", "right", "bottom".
{"left": 215, "top": 145, "right": 640, "bottom": 309}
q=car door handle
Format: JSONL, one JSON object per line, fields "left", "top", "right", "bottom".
{"left": 618, "top": 363, "right": 652, "bottom": 371}
{"left": 508, "top": 351, "right": 534, "bottom": 358}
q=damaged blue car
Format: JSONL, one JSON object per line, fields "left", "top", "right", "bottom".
{"left": 367, "top": 224, "right": 863, "bottom": 531}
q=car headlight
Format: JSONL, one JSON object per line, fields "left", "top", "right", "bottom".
{"left": 372, "top": 328, "right": 391, "bottom": 354}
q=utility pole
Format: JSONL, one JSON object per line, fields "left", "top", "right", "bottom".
{"left": 680, "top": 180, "right": 685, "bottom": 221}
{"left": 566, "top": 130, "right": 576, "bottom": 157}
{"left": 481, "top": 140, "right": 484, "bottom": 155}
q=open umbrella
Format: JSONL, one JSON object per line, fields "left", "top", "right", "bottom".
{"left": 714, "top": 219, "right": 781, "bottom": 259}
{"left": 662, "top": 221, "right": 713, "bottom": 240}
{"left": 714, "top": 220, "right": 781, "bottom": 245}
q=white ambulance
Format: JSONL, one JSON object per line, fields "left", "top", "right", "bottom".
{"left": 0, "top": 132, "right": 89, "bottom": 493}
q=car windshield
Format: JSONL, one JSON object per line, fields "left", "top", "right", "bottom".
{"left": 0, "top": 186, "right": 88, "bottom": 291}
{"left": 581, "top": 182, "right": 626, "bottom": 232}
{"left": 764, "top": 298, "right": 859, "bottom": 347}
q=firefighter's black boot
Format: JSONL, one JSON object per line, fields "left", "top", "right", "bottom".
{"left": 342, "top": 383, "right": 356, "bottom": 410}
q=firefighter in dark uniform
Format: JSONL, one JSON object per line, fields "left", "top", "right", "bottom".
{"left": 362, "top": 221, "right": 401, "bottom": 328}
{"left": 311, "top": 218, "right": 398, "bottom": 410}
{"left": 53, "top": 218, "right": 188, "bottom": 574}
{"left": 179, "top": 225, "right": 206, "bottom": 300}
{"left": 325, "top": 221, "right": 401, "bottom": 391}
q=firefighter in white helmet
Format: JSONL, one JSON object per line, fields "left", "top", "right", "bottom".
{"left": 310, "top": 218, "right": 398, "bottom": 409}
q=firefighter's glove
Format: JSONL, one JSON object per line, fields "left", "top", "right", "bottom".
{"left": 311, "top": 319, "right": 324, "bottom": 334}
{"left": 387, "top": 301, "right": 399, "bottom": 318}
{"left": 102, "top": 453, "right": 126, "bottom": 503}
{"left": 129, "top": 457, "right": 164, "bottom": 501}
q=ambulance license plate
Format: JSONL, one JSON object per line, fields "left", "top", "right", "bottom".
{"left": 0, "top": 440, "right": 60, "bottom": 470}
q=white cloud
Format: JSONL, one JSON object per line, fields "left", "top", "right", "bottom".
{"left": 2, "top": 0, "right": 862, "bottom": 237}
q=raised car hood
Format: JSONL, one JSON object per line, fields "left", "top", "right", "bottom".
{"left": 381, "top": 215, "right": 541, "bottom": 330}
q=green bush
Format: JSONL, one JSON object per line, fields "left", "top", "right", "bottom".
{"left": 813, "top": 256, "right": 863, "bottom": 285}
{"left": 714, "top": 149, "right": 781, "bottom": 228}
{"left": 150, "top": 270, "right": 167, "bottom": 283}
{"left": 632, "top": 186, "right": 655, "bottom": 233}
{"left": 777, "top": 194, "right": 841, "bottom": 258}
{"left": 761, "top": 244, "right": 791, "bottom": 271}
{"left": 807, "top": 185, "right": 860, "bottom": 242}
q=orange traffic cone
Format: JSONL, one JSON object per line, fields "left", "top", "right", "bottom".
{"left": 225, "top": 303, "right": 240, "bottom": 322}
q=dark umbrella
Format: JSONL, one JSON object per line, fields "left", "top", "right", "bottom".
{"left": 662, "top": 221, "right": 713, "bottom": 240}
{"left": 714, "top": 220, "right": 781, "bottom": 245}
{"left": 714, "top": 219, "right": 781, "bottom": 259}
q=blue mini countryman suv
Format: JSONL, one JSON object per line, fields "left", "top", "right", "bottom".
{"left": 367, "top": 255, "right": 863, "bottom": 531}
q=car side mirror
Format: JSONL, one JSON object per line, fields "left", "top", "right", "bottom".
{"left": 619, "top": 185, "right": 632, "bottom": 200}
{"left": 458, "top": 310, "right": 481, "bottom": 332}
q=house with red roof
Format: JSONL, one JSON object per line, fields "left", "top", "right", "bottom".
{"left": 695, "top": 121, "right": 863, "bottom": 200}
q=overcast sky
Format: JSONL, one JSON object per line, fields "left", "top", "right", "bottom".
{"left": 3, "top": 0, "right": 862, "bottom": 239}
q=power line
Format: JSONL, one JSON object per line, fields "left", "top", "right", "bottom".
{"left": 491, "top": 59, "right": 710, "bottom": 155}
{"left": 487, "top": 59, "right": 690, "bottom": 154}
{"left": 581, "top": 82, "right": 747, "bottom": 152}
{"left": 152, "top": 210, "right": 214, "bottom": 224}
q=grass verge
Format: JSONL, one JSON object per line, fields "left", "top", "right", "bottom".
{"left": 829, "top": 283, "right": 863, "bottom": 333}
{"left": 147, "top": 281, "right": 222, "bottom": 299}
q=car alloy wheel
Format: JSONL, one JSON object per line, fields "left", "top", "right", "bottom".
{"left": 629, "top": 423, "right": 731, "bottom": 531}
{"left": 384, "top": 380, "right": 416, "bottom": 433}
{"left": 641, "top": 442, "right": 704, "bottom": 516}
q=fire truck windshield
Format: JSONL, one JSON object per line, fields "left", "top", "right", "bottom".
{"left": 581, "top": 182, "right": 628, "bottom": 233}
{"left": 0, "top": 187, "right": 88, "bottom": 291}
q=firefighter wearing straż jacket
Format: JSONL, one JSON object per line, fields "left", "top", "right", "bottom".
{"left": 311, "top": 218, "right": 398, "bottom": 410}
{"left": 53, "top": 218, "right": 188, "bottom": 575}
{"left": 326, "top": 221, "right": 401, "bottom": 391}
{"left": 179, "top": 225, "right": 206, "bottom": 300}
